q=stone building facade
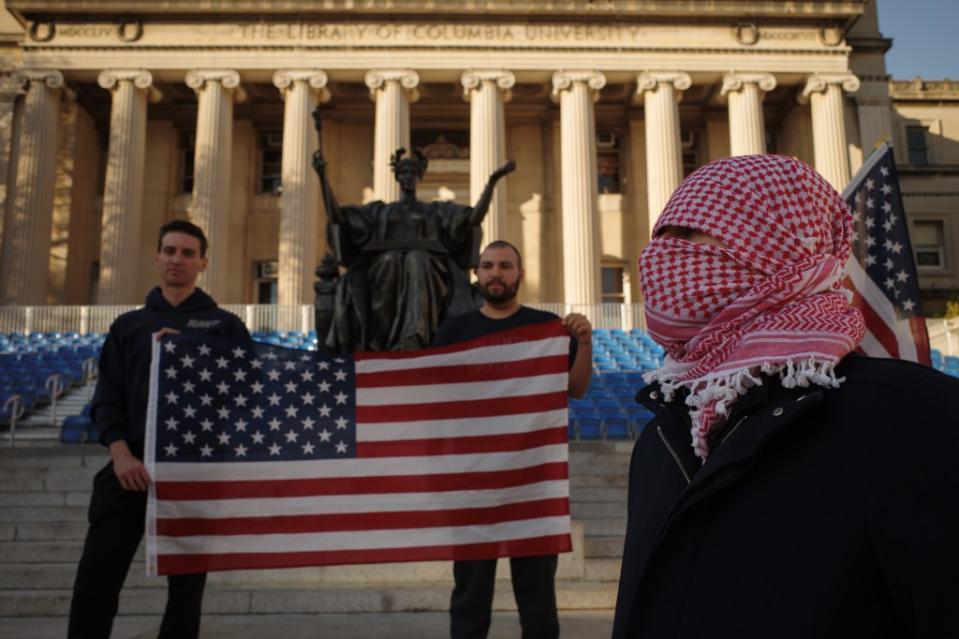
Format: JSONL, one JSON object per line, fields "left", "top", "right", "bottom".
{"left": 0, "top": 1, "right": 956, "bottom": 313}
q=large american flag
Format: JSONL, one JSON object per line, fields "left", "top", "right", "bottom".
{"left": 144, "top": 321, "right": 572, "bottom": 576}
{"left": 843, "top": 142, "right": 931, "bottom": 364}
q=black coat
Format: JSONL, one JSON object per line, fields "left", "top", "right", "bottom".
{"left": 612, "top": 354, "right": 959, "bottom": 639}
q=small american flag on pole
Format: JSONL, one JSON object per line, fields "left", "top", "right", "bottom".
{"left": 144, "top": 321, "right": 572, "bottom": 576}
{"left": 843, "top": 142, "right": 932, "bottom": 365}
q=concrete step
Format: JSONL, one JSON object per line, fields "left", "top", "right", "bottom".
{"left": 0, "top": 491, "right": 91, "bottom": 507}
{"left": 0, "top": 550, "right": 622, "bottom": 593}
{"left": 0, "top": 540, "right": 91, "bottom": 563}
{"left": 0, "top": 506, "right": 88, "bottom": 523}
{"left": 0, "top": 449, "right": 101, "bottom": 469}
{"left": 583, "top": 537, "right": 624, "bottom": 559}
{"left": 0, "top": 520, "right": 593, "bottom": 576}
{"left": 569, "top": 473, "right": 629, "bottom": 488}
{"left": 0, "top": 521, "right": 88, "bottom": 542}
{"left": 0, "top": 492, "right": 624, "bottom": 515}
{"left": 584, "top": 558, "right": 621, "bottom": 582}
{"left": 569, "top": 487, "right": 627, "bottom": 502}
{"left": 570, "top": 502, "right": 625, "bottom": 519}
{"left": 18, "top": 386, "right": 96, "bottom": 429}
{"left": 581, "top": 518, "right": 627, "bottom": 538}
{"left": 0, "top": 580, "right": 619, "bottom": 616}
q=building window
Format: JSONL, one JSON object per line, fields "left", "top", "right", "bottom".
{"left": 601, "top": 266, "right": 625, "bottom": 303}
{"left": 597, "top": 131, "right": 620, "bottom": 194}
{"left": 913, "top": 220, "right": 945, "bottom": 269}
{"left": 255, "top": 261, "right": 278, "bottom": 303}
{"left": 258, "top": 131, "right": 283, "bottom": 194}
{"left": 906, "top": 125, "right": 929, "bottom": 165}
{"left": 681, "top": 128, "right": 701, "bottom": 178}
{"left": 765, "top": 128, "right": 777, "bottom": 155}
{"left": 178, "top": 130, "right": 195, "bottom": 194}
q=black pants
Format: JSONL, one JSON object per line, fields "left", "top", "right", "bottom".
{"left": 450, "top": 554, "right": 559, "bottom": 639}
{"left": 68, "top": 461, "right": 206, "bottom": 639}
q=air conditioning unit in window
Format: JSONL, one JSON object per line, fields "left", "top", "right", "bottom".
{"left": 256, "top": 261, "right": 279, "bottom": 278}
{"left": 597, "top": 132, "right": 617, "bottom": 149}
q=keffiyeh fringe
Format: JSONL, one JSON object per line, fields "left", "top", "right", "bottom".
{"left": 643, "top": 357, "right": 845, "bottom": 461}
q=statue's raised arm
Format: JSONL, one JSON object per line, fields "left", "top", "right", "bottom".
{"left": 468, "top": 159, "right": 516, "bottom": 227}
{"left": 311, "top": 106, "right": 345, "bottom": 225}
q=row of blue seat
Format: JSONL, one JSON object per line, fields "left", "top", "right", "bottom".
{"left": 4, "top": 330, "right": 958, "bottom": 443}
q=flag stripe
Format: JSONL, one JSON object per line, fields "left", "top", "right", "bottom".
{"left": 156, "top": 461, "right": 569, "bottom": 501}
{"left": 355, "top": 322, "right": 569, "bottom": 361}
{"left": 354, "top": 336, "right": 569, "bottom": 372}
{"left": 358, "top": 426, "right": 568, "bottom": 458}
{"left": 356, "top": 373, "right": 567, "bottom": 406}
{"left": 156, "top": 516, "right": 571, "bottom": 555}
{"left": 157, "top": 497, "right": 570, "bottom": 537}
{"left": 845, "top": 267, "right": 904, "bottom": 359}
{"left": 156, "top": 479, "right": 570, "bottom": 520}
{"left": 157, "top": 533, "right": 573, "bottom": 574}
{"left": 356, "top": 391, "right": 567, "bottom": 422}
{"left": 356, "top": 354, "right": 569, "bottom": 388}
{"left": 356, "top": 408, "right": 568, "bottom": 442}
{"left": 155, "top": 443, "right": 569, "bottom": 482}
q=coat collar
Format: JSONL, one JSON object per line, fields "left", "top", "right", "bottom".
{"left": 637, "top": 377, "right": 827, "bottom": 487}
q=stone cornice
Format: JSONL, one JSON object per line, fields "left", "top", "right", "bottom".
{"left": 7, "top": 0, "right": 867, "bottom": 22}
{"left": 461, "top": 69, "right": 515, "bottom": 102}
{"left": 11, "top": 68, "right": 62, "bottom": 89}
{"left": 97, "top": 69, "right": 161, "bottom": 102}
{"left": 798, "top": 72, "right": 860, "bottom": 103}
{"left": 720, "top": 72, "right": 777, "bottom": 96}
{"left": 889, "top": 79, "right": 959, "bottom": 102}
{"left": 634, "top": 71, "right": 692, "bottom": 104}
{"left": 551, "top": 71, "right": 606, "bottom": 103}
{"left": 272, "top": 69, "right": 331, "bottom": 103}
{"left": 185, "top": 69, "right": 247, "bottom": 102}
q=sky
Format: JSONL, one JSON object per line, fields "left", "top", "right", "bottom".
{"left": 876, "top": 0, "right": 959, "bottom": 80}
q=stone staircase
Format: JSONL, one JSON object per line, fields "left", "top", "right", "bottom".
{"left": 0, "top": 442, "right": 631, "bottom": 617}
{"left": 2, "top": 384, "right": 96, "bottom": 444}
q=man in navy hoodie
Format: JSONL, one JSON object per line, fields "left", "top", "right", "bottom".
{"left": 68, "top": 220, "right": 250, "bottom": 639}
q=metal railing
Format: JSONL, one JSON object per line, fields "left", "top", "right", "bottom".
{"left": 4, "top": 304, "right": 959, "bottom": 356}
{"left": 0, "top": 303, "right": 648, "bottom": 336}
{"left": 927, "top": 317, "right": 959, "bottom": 358}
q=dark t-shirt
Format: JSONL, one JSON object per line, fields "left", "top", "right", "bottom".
{"left": 432, "top": 306, "right": 577, "bottom": 366}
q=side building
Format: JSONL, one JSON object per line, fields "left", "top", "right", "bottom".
{"left": 890, "top": 79, "right": 959, "bottom": 315}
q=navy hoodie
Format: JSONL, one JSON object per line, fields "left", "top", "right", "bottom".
{"left": 91, "top": 287, "right": 250, "bottom": 456}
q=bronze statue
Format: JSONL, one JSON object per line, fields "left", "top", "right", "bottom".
{"left": 311, "top": 107, "right": 515, "bottom": 352}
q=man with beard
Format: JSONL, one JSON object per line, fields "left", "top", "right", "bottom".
{"left": 432, "top": 240, "right": 592, "bottom": 639}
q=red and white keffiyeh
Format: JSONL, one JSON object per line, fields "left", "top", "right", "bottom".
{"left": 639, "top": 155, "right": 865, "bottom": 460}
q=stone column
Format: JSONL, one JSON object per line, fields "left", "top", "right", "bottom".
{"left": 273, "top": 70, "right": 331, "bottom": 306}
{"left": 800, "top": 73, "right": 861, "bottom": 190}
{"left": 185, "top": 70, "right": 244, "bottom": 300}
{"left": 0, "top": 75, "right": 24, "bottom": 246}
{"left": 461, "top": 70, "right": 514, "bottom": 244}
{"left": 551, "top": 70, "right": 606, "bottom": 305}
{"left": 721, "top": 72, "right": 777, "bottom": 157}
{"left": 364, "top": 70, "right": 419, "bottom": 202}
{"left": 96, "top": 70, "right": 161, "bottom": 304}
{"left": 635, "top": 71, "right": 691, "bottom": 232}
{"left": 0, "top": 70, "right": 63, "bottom": 305}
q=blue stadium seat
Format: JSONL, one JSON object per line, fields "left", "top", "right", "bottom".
{"left": 604, "top": 417, "right": 631, "bottom": 440}
{"left": 576, "top": 418, "right": 603, "bottom": 441}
